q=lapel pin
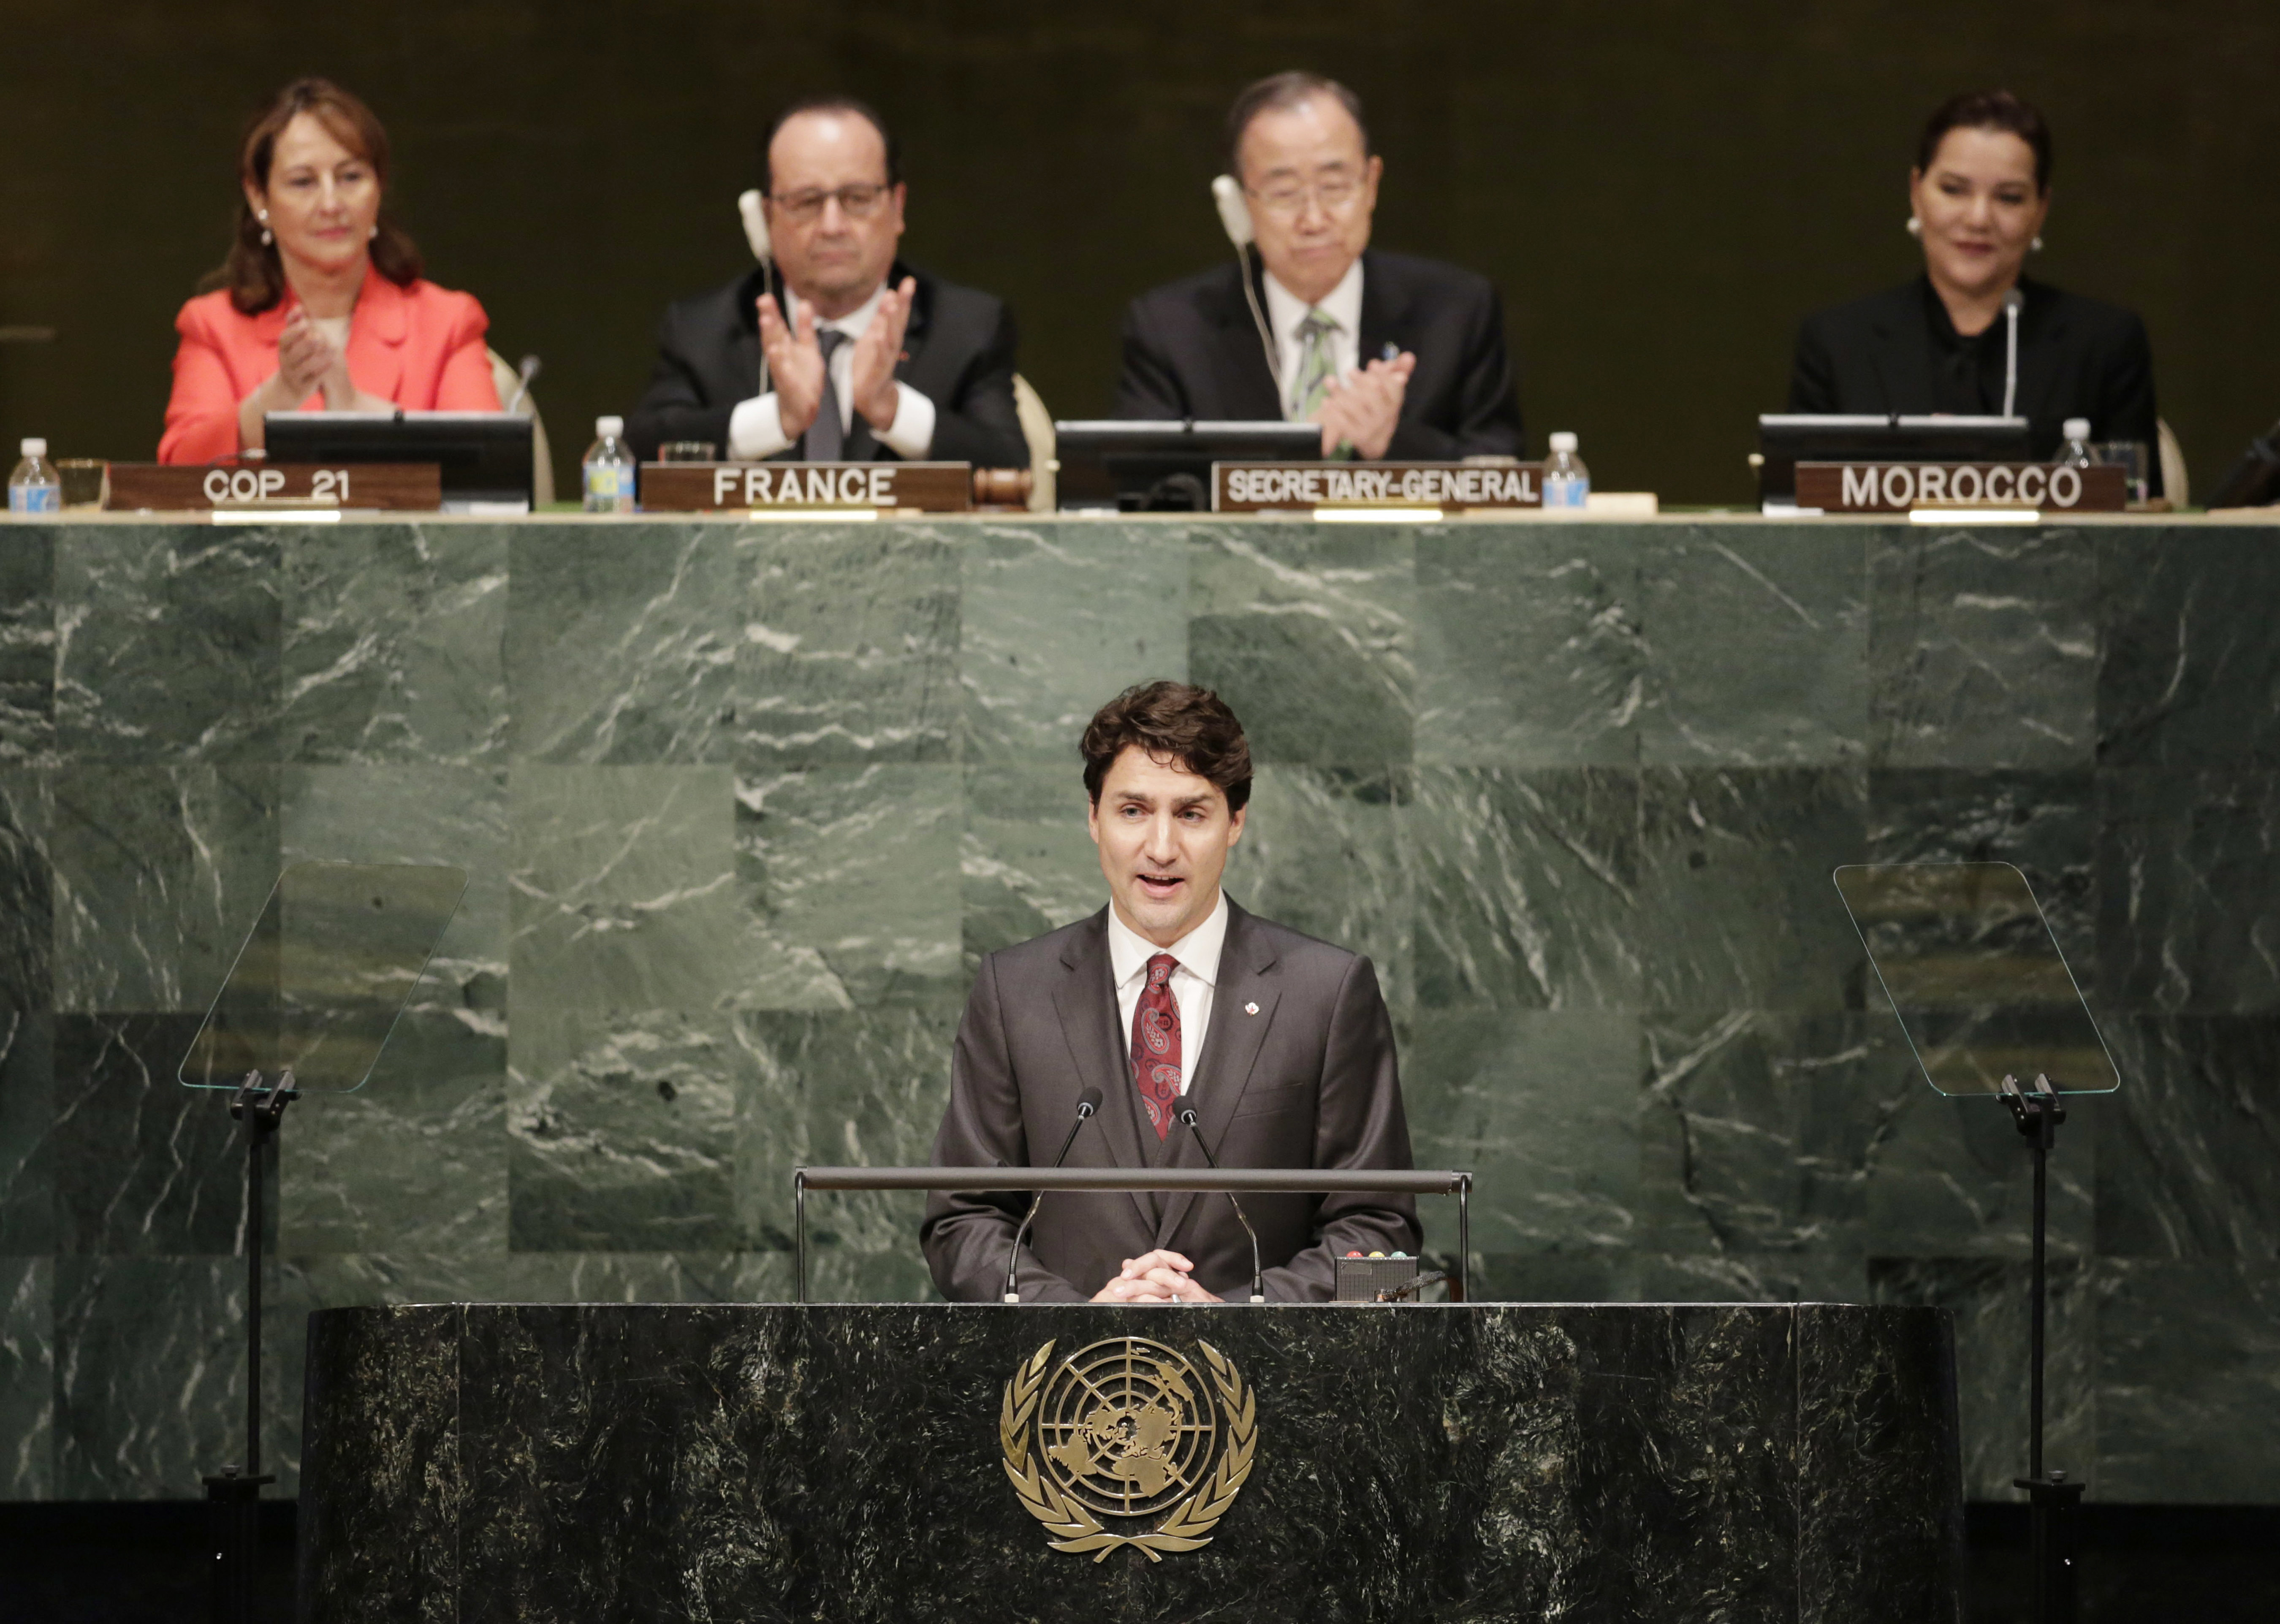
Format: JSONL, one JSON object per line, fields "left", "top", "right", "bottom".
{"left": 1245, "top": 1002, "right": 1259, "bottom": 1016}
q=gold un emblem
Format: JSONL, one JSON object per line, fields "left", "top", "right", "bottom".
{"left": 999, "top": 1336, "right": 1258, "bottom": 1561}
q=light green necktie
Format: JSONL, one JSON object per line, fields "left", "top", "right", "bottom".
{"left": 1289, "top": 308, "right": 1339, "bottom": 420}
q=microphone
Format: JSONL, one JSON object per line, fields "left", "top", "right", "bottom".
{"left": 1002, "top": 1086, "right": 1104, "bottom": 1303}
{"left": 1177, "top": 1107, "right": 1266, "bottom": 1304}
{"left": 503, "top": 354, "right": 541, "bottom": 413}
{"left": 2001, "top": 289, "right": 2023, "bottom": 420}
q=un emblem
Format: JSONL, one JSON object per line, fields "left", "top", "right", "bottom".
{"left": 999, "top": 1336, "right": 1258, "bottom": 1561}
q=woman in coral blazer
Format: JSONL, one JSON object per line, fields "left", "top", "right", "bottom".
{"left": 160, "top": 77, "right": 499, "bottom": 465}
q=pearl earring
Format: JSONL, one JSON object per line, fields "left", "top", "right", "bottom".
{"left": 1905, "top": 217, "right": 1922, "bottom": 238}
{"left": 258, "top": 208, "right": 272, "bottom": 247}
{"left": 2030, "top": 235, "right": 2044, "bottom": 253}
{"left": 368, "top": 224, "right": 378, "bottom": 240}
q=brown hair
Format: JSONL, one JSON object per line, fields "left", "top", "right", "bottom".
{"left": 1081, "top": 682, "right": 1253, "bottom": 812}
{"left": 1226, "top": 71, "right": 1371, "bottom": 175}
{"left": 201, "top": 78, "right": 423, "bottom": 314}
{"left": 1916, "top": 89, "right": 2054, "bottom": 194}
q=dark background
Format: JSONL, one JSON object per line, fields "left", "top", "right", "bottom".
{"left": 1, "top": 0, "right": 2275, "bottom": 501}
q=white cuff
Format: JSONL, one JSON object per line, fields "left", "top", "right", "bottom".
{"left": 876, "top": 382, "right": 936, "bottom": 461}
{"left": 728, "top": 394, "right": 791, "bottom": 461}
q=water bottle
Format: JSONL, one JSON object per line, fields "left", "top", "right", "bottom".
{"left": 2057, "top": 418, "right": 2093, "bottom": 469}
{"left": 1542, "top": 431, "right": 1589, "bottom": 510}
{"left": 582, "top": 415, "right": 635, "bottom": 513}
{"left": 7, "top": 438, "right": 60, "bottom": 515}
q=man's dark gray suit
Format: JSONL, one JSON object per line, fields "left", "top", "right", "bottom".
{"left": 921, "top": 899, "right": 1420, "bottom": 1303}
{"left": 1112, "top": 249, "right": 1524, "bottom": 459}
{"left": 624, "top": 259, "right": 1029, "bottom": 466}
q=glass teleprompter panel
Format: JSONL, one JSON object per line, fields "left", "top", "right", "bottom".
{"left": 180, "top": 861, "right": 466, "bottom": 1093}
{"left": 1832, "top": 861, "right": 2119, "bottom": 1097}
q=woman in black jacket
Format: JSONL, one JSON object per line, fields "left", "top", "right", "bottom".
{"left": 1788, "top": 89, "right": 2160, "bottom": 490}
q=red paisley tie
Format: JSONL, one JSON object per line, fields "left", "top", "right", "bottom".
{"left": 1131, "top": 952, "right": 1182, "bottom": 1141}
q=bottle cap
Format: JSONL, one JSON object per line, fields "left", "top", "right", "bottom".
{"left": 20, "top": 438, "right": 44, "bottom": 457}
{"left": 596, "top": 415, "right": 624, "bottom": 438}
{"left": 1548, "top": 431, "right": 1578, "bottom": 453}
{"left": 2062, "top": 418, "right": 2091, "bottom": 441}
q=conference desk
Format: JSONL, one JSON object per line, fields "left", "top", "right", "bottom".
{"left": 300, "top": 1300, "right": 1960, "bottom": 1621}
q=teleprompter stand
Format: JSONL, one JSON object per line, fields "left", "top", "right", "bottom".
{"left": 1835, "top": 863, "right": 2119, "bottom": 1624}
{"left": 2001, "top": 1072, "right": 2085, "bottom": 1624}
{"left": 179, "top": 861, "right": 466, "bottom": 1623}
{"left": 201, "top": 1070, "right": 295, "bottom": 1624}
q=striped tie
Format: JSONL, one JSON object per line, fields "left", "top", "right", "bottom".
{"left": 1289, "top": 308, "right": 1338, "bottom": 421}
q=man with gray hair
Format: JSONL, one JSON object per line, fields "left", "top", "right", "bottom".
{"left": 1112, "top": 71, "right": 1523, "bottom": 460}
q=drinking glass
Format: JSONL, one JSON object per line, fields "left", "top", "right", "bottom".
{"left": 56, "top": 458, "right": 108, "bottom": 510}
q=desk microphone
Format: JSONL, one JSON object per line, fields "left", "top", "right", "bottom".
{"left": 503, "top": 354, "right": 541, "bottom": 413}
{"left": 2001, "top": 290, "right": 2023, "bottom": 420}
{"left": 1178, "top": 1107, "right": 1266, "bottom": 1304}
{"left": 1002, "top": 1087, "right": 1103, "bottom": 1303}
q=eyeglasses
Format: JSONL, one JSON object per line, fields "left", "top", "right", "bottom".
{"left": 768, "top": 183, "right": 893, "bottom": 223}
{"left": 1248, "top": 174, "right": 1363, "bottom": 218}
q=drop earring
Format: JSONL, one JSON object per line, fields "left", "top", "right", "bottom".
{"left": 2030, "top": 235, "right": 2045, "bottom": 253}
{"left": 1905, "top": 217, "right": 1922, "bottom": 238}
{"left": 258, "top": 208, "right": 272, "bottom": 247}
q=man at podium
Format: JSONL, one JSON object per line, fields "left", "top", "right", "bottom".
{"left": 921, "top": 682, "right": 1420, "bottom": 1303}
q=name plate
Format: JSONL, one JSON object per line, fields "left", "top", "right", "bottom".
{"left": 106, "top": 463, "right": 440, "bottom": 511}
{"left": 639, "top": 461, "right": 972, "bottom": 512}
{"left": 1797, "top": 461, "right": 2127, "bottom": 513}
{"left": 1213, "top": 462, "right": 1544, "bottom": 512}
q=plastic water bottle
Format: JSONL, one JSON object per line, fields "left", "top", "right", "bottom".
{"left": 582, "top": 415, "right": 635, "bottom": 513}
{"left": 7, "top": 438, "right": 60, "bottom": 515}
{"left": 1542, "top": 431, "right": 1589, "bottom": 510}
{"left": 2057, "top": 418, "right": 2093, "bottom": 469}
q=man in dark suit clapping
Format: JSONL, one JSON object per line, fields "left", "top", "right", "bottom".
{"left": 921, "top": 683, "right": 1420, "bottom": 1304}
{"left": 1113, "top": 73, "right": 1523, "bottom": 460}
{"left": 628, "top": 96, "right": 1027, "bottom": 468}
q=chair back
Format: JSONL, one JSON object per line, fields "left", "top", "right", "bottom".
{"left": 2157, "top": 417, "right": 2188, "bottom": 509}
{"left": 1012, "top": 373, "right": 1055, "bottom": 512}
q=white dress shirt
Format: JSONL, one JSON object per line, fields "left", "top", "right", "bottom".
{"left": 1106, "top": 890, "right": 1229, "bottom": 1096}
{"left": 1262, "top": 260, "right": 1365, "bottom": 419}
{"left": 727, "top": 281, "right": 937, "bottom": 460}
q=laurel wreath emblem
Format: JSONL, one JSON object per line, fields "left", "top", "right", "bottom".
{"left": 999, "top": 1338, "right": 1258, "bottom": 1562}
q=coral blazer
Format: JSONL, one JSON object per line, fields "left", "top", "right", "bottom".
{"left": 159, "top": 274, "right": 501, "bottom": 464}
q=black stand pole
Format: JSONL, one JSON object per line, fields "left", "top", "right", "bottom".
{"left": 2000, "top": 1073, "right": 2083, "bottom": 1624}
{"left": 204, "top": 1070, "right": 295, "bottom": 1624}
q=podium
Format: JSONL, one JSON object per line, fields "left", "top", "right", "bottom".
{"left": 299, "top": 1301, "right": 1962, "bottom": 1621}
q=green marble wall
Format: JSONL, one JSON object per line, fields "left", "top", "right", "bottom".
{"left": 3, "top": 514, "right": 2278, "bottom": 1506}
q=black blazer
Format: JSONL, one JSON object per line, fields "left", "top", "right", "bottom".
{"left": 1788, "top": 276, "right": 2160, "bottom": 490}
{"left": 1112, "top": 249, "right": 1524, "bottom": 459}
{"left": 626, "top": 260, "right": 1029, "bottom": 466}
{"left": 920, "top": 900, "right": 1421, "bottom": 1304}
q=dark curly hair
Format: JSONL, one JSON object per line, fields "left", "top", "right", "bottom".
{"left": 1081, "top": 682, "right": 1253, "bottom": 812}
